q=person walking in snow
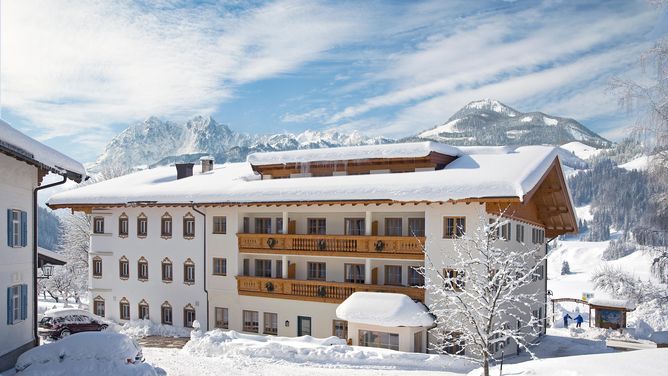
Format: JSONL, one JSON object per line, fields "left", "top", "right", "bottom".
{"left": 563, "top": 313, "right": 573, "bottom": 328}
{"left": 575, "top": 314, "right": 584, "bottom": 328}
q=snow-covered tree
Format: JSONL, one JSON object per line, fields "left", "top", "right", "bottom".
{"left": 56, "top": 212, "right": 91, "bottom": 302}
{"left": 592, "top": 265, "right": 666, "bottom": 305}
{"left": 421, "top": 211, "right": 546, "bottom": 376}
{"left": 561, "top": 261, "right": 571, "bottom": 275}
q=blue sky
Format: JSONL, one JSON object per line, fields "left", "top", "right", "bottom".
{"left": 1, "top": 0, "right": 666, "bottom": 163}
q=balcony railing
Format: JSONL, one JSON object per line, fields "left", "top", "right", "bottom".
{"left": 237, "top": 233, "right": 425, "bottom": 259}
{"left": 236, "top": 276, "right": 425, "bottom": 303}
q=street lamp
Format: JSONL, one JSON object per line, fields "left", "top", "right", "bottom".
{"left": 38, "top": 264, "right": 54, "bottom": 279}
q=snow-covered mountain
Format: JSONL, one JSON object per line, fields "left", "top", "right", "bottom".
{"left": 417, "top": 99, "right": 612, "bottom": 148}
{"left": 91, "top": 115, "right": 392, "bottom": 173}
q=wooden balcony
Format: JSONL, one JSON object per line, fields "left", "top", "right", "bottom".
{"left": 237, "top": 233, "right": 425, "bottom": 260}
{"left": 236, "top": 276, "right": 425, "bottom": 304}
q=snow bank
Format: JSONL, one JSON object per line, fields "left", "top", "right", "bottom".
{"left": 0, "top": 119, "right": 86, "bottom": 177}
{"left": 114, "top": 319, "right": 192, "bottom": 338}
{"left": 183, "top": 329, "right": 472, "bottom": 372}
{"left": 336, "top": 292, "right": 434, "bottom": 327}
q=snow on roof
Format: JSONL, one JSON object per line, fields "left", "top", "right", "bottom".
{"left": 588, "top": 298, "right": 636, "bottom": 310}
{"left": 336, "top": 292, "right": 434, "bottom": 327}
{"left": 246, "top": 141, "right": 462, "bottom": 165}
{"left": 43, "top": 307, "right": 93, "bottom": 318}
{"left": 48, "top": 145, "right": 562, "bottom": 206}
{"left": 0, "top": 119, "right": 86, "bottom": 179}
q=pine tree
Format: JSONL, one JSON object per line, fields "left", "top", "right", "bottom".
{"left": 561, "top": 261, "right": 571, "bottom": 275}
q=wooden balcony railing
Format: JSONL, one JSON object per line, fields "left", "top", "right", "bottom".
{"left": 237, "top": 233, "right": 425, "bottom": 259}
{"left": 236, "top": 276, "right": 425, "bottom": 304}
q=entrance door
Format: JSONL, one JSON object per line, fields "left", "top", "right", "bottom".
{"left": 298, "top": 316, "right": 312, "bottom": 336}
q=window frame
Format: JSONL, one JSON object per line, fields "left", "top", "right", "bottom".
{"left": 119, "top": 298, "right": 130, "bottom": 320}
{"left": 183, "top": 258, "right": 195, "bottom": 284}
{"left": 384, "top": 218, "right": 403, "bottom": 236}
{"left": 344, "top": 263, "right": 365, "bottom": 284}
{"left": 215, "top": 307, "right": 229, "bottom": 329}
{"left": 93, "top": 296, "right": 105, "bottom": 317}
{"left": 212, "top": 216, "right": 227, "bottom": 234}
{"left": 344, "top": 218, "right": 365, "bottom": 236}
{"left": 263, "top": 312, "right": 278, "bottom": 335}
{"left": 307, "top": 262, "right": 326, "bottom": 281}
{"left": 93, "top": 217, "right": 105, "bottom": 234}
{"left": 183, "top": 214, "right": 196, "bottom": 238}
{"left": 161, "top": 302, "right": 173, "bottom": 325}
{"left": 161, "top": 213, "right": 172, "bottom": 238}
{"left": 137, "top": 214, "right": 148, "bottom": 238}
{"left": 254, "top": 259, "right": 272, "bottom": 278}
{"left": 307, "top": 218, "right": 326, "bottom": 235}
{"left": 183, "top": 304, "right": 196, "bottom": 328}
{"left": 92, "top": 256, "right": 103, "bottom": 278}
{"left": 161, "top": 258, "right": 173, "bottom": 282}
{"left": 118, "top": 214, "right": 129, "bottom": 237}
{"left": 408, "top": 218, "right": 425, "bottom": 237}
{"left": 213, "top": 257, "right": 227, "bottom": 276}
{"left": 384, "top": 265, "right": 402, "bottom": 286}
{"left": 443, "top": 217, "right": 466, "bottom": 239}
{"left": 137, "top": 257, "right": 149, "bottom": 281}
{"left": 443, "top": 268, "right": 465, "bottom": 291}
{"left": 243, "top": 310, "right": 259, "bottom": 333}
{"left": 407, "top": 266, "right": 424, "bottom": 287}
{"left": 332, "top": 319, "right": 348, "bottom": 340}
{"left": 358, "top": 330, "right": 399, "bottom": 351}
{"left": 119, "top": 256, "right": 129, "bottom": 279}
{"left": 254, "top": 217, "right": 272, "bottom": 234}
{"left": 138, "top": 299, "right": 149, "bottom": 320}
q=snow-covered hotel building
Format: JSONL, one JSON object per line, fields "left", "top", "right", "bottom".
{"left": 48, "top": 142, "right": 576, "bottom": 353}
{"left": 0, "top": 120, "right": 85, "bottom": 371}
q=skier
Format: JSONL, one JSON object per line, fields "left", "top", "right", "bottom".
{"left": 575, "top": 314, "right": 584, "bottom": 328}
{"left": 563, "top": 313, "right": 573, "bottom": 328}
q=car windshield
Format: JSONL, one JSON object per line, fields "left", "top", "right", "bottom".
{"left": 39, "top": 317, "right": 52, "bottom": 325}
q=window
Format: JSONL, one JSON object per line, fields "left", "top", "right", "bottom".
{"left": 162, "top": 258, "right": 173, "bottom": 282}
{"left": 93, "top": 217, "right": 105, "bottom": 234}
{"left": 344, "top": 264, "right": 365, "bottom": 284}
{"left": 183, "top": 214, "right": 195, "bottom": 238}
{"left": 7, "top": 209, "right": 27, "bottom": 247}
{"left": 6, "top": 284, "right": 27, "bottom": 324}
{"left": 118, "top": 214, "right": 129, "bottom": 237}
{"left": 119, "top": 256, "right": 129, "bottom": 279}
{"left": 385, "top": 265, "right": 402, "bottom": 285}
{"left": 408, "top": 218, "right": 425, "bottom": 237}
{"left": 137, "top": 214, "right": 147, "bottom": 237}
{"left": 443, "top": 268, "right": 465, "bottom": 290}
{"left": 533, "top": 264, "right": 545, "bottom": 281}
{"left": 93, "top": 296, "right": 105, "bottom": 317}
{"left": 276, "top": 260, "right": 283, "bottom": 278}
{"left": 215, "top": 307, "right": 228, "bottom": 329}
{"left": 213, "top": 258, "right": 227, "bottom": 276}
{"left": 243, "top": 310, "right": 259, "bottom": 333}
{"left": 92, "top": 256, "right": 103, "bottom": 278}
{"left": 385, "top": 218, "right": 402, "bottom": 236}
{"left": 408, "top": 266, "right": 424, "bottom": 286}
{"left": 344, "top": 218, "right": 365, "bottom": 235}
{"left": 333, "top": 320, "right": 348, "bottom": 340}
{"left": 516, "top": 224, "right": 525, "bottom": 243}
{"left": 264, "top": 312, "right": 278, "bottom": 335}
{"left": 254, "top": 259, "right": 272, "bottom": 278}
{"left": 307, "top": 218, "right": 326, "bottom": 235}
{"left": 184, "top": 259, "right": 195, "bottom": 284}
{"left": 307, "top": 262, "right": 326, "bottom": 281}
{"left": 212, "top": 216, "right": 227, "bottom": 234}
{"left": 183, "top": 304, "right": 196, "bottom": 327}
{"left": 532, "top": 228, "right": 545, "bottom": 244}
{"left": 161, "top": 213, "right": 172, "bottom": 237}
{"left": 119, "top": 298, "right": 130, "bottom": 320}
{"left": 138, "top": 299, "right": 149, "bottom": 320}
{"left": 255, "top": 218, "right": 271, "bottom": 234}
{"left": 161, "top": 302, "right": 172, "bottom": 325}
{"left": 243, "top": 259, "right": 250, "bottom": 276}
{"left": 138, "top": 257, "right": 148, "bottom": 281}
{"left": 501, "top": 222, "right": 512, "bottom": 241}
{"left": 275, "top": 217, "right": 283, "bottom": 234}
{"left": 443, "top": 217, "right": 466, "bottom": 238}
{"left": 243, "top": 217, "right": 250, "bottom": 233}
{"left": 442, "top": 331, "right": 465, "bottom": 355}
{"left": 359, "top": 330, "right": 399, "bottom": 351}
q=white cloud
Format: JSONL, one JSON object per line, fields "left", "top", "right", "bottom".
{"left": 281, "top": 108, "right": 328, "bottom": 123}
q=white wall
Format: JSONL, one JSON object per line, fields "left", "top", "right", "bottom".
{"left": 0, "top": 154, "right": 36, "bottom": 357}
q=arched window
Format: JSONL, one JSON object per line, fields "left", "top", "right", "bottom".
{"left": 161, "top": 301, "right": 173, "bottom": 325}
{"left": 161, "top": 212, "right": 172, "bottom": 238}
{"left": 138, "top": 256, "right": 149, "bottom": 281}
{"left": 162, "top": 257, "right": 173, "bottom": 282}
{"left": 183, "top": 304, "right": 196, "bottom": 328}
{"left": 183, "top": 258, "right": 195, "bottom": 285}
{"left": 119, "top": 256, "right": 129, "bottom": 279}
{"left": 118, "top": 213, "right": 129, "bottom": 237}
{"left": 138, "top": 299, "right": 149, "bottom": 320}
{"left": 92, "top": 256, "right": 103, "bottom": 278}
{"left": 93, "top": 296, "right": 105, "bottom": 317}
{"left": 119, "top": 297, "right": 130, "bottom": 320}
{"left": 183, "top": 212, "right": 195, "bottom": 238}
{"left": 137, "top": 213, "right": 148, "bottom": 238}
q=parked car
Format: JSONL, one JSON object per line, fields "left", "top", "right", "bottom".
{"left": 38, "top": 308, "right": 108, "bottom": 340}
{"left": 15, "top": 332, "right": 160, "bottom": 375}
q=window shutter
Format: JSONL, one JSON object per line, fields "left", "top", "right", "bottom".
{"left": 7, "top": 209, "right": 13, "bottom": 247}
{"left": 20, "top": 211, "right": 28, "bottom": 247}
{"left": 6, "top": 287, "right": 13, "bottom": 325}
{"left": 20, "top": 284, "right": 28, "bottom": 320}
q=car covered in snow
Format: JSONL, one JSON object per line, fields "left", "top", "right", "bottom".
{"left": 38, "top": 308, "right": 109, "bottom": 340}
{"left": 15, "top": 332, "right": 162, "bottom": 375}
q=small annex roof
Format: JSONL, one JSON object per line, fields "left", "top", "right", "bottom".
{"left": 38, "top": 247, "right": 67, "bottom": 266}
{"left": 47, "top": 144, "right": 562, "bottom": 207}
{"left": 246, "top": 141, "right": 462, "bottom": 165}
{"left": 588, "top": 298, "right": 636, "bottom": 311}
{"left": 336, "top": 292, "right": 435, "bottom": 327}
{"left": 0, "top": 119, "right": 86, "bottom": 182}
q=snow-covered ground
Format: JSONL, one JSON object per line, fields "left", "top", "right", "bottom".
{"left": 560, "top": 141, "right": 604, "bottom": 160}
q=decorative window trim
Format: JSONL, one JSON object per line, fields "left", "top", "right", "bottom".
{"left": 183, "top": 258, "right": 195, "bottom": 285}
{"left": 93, "top": 295, "right": 105, "bottom": 317}
{"left": 183, "top": 303, "right": 196, "bottom": 328}
{"left": 92, "top": 256, "right": 103, "bottom": 279}
{"left": 138, "top": 256, "right": 149, "bottom": 281}
{"left": 161, "top": 301, "right": 173, "bottom": 325}
{"left": 119, "top": 297, "right": 130, "bottom": 320}
{"left": 161, "top": 257, "right": 173, "bottom": 283}
{"left": 161, "top": 212, "right": 173, "bottom": 239}
{"left": 137, "top": 213, "right": 148, "bottom": 238}
{"left": 118, "top": 213, "right": 129, "bottom": 238}
{"left": 93, "top": 216, "right": 105, "bottom": 234}
{"left": 119, "top": 256, "right": 129, "bottom": 280}
{"left": 183, "top": 212, "right": 195, "bottom": 239}
{"left": 138, "top": 299, "right": 149, "bottom": 320}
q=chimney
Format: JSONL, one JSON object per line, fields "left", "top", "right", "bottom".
{"left": 175, "top": 163, "right": 194, "bottom": 179}
{"left": 200, "top": 156, "right": 214, "bottom": 173}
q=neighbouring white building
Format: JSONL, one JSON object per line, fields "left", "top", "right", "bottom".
{"left": 47, "top": 142, "right": 576, "bottom": 354}
{"left": 0, "top": 120, "right": 85, "bottom": 371}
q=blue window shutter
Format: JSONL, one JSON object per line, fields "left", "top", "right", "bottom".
{"left": 20, "top": 211, "right": 28, "bottom": 247}
{"left": 6, "top": 209, "right": 12, "bottom": 247}
{"left": 20, "top": 284, "right": 28, "bottom": 320}
{"left": 6, "top": 287, "right": 13, "bottom": 325}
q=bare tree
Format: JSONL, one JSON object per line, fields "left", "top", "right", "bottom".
{"left": 57, "top": 212, "right": 91, "bottom": 302}
{"left": 421, "top": 211, "right": 546, "bottom": 376}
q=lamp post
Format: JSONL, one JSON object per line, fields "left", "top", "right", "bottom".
{"left": 37, "top": 263, "right": 54, "bottom": 279}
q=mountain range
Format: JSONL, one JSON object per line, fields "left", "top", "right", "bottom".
{"left": 90, "top": 99, "right": 611, "bottom": 174}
